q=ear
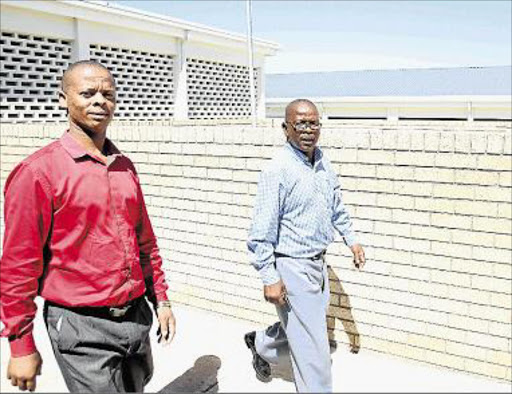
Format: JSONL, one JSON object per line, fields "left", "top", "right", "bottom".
{"left": 58, "top": 90, "right": 68, "bottom": 109}
{"left": 282, "top": 122, "right": 290, "bottom": 140}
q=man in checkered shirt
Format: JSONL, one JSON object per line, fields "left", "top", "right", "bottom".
{"left": 245, "top": 99, "right": 366, "bottom": 393}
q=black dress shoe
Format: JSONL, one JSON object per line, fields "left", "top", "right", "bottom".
{"left": 244, "top": 331, "right": 272, "bottom": 382}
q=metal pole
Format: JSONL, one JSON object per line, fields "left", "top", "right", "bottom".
{"left": 246, "top": 0, "right": 256, "bottom": 127}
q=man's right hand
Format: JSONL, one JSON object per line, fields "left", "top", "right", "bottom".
{"left": 7, "top": 352, "right": 42, "bottom": 392}
{"left": 263, "top": 280, "right": 287, "bottom": 306}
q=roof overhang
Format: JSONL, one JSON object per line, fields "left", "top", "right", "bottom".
{"left": 1, "top": 0, "right": 280, "bottom": 56}
{"left": 267, "top": 95, "right": 512, "bottom": 103}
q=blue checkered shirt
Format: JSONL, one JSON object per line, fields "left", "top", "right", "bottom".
{"left": 248, "top": 142, "right": 358, "bottom": 285}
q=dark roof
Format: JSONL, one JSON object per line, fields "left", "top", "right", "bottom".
{"left": 266, "top": 66, "right": 512, "bottom": 98}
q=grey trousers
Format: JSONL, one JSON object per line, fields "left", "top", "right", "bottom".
{"left": 43, "top": 298, "right": 154, "bottom": 393}
{"left": 255, "top": 255, "right": 332, "bottom": 393}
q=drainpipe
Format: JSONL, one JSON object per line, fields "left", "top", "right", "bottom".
{"left": 467, "top": 100, "right": 474, "bottom": 122}
{"left": 246, "top": 0, "right": 256, "bottom": 127}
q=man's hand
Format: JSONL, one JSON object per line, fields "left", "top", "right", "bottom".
{"left": 7, "top": 351, "right": 42, "bottom": 392}
{"left": 350, "top": 244, "right": 366, "bottom": 270}
{"left": 264, "top": 280, "right": 287, "bottom": 306}
{"left": 156, "top": 305, "right": 176, "bottom": 346}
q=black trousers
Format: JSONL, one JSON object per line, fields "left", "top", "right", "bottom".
{"left": 43, "top": 298, "right": 154, "bottom": 393}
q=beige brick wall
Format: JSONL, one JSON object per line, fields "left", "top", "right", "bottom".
{"left": 1, "top": 119, "right": 511, "bottom": 382}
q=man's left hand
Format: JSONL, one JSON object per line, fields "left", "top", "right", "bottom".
{"left": 350, "top": 244, "right": 366, "bottom": 269}
{"left": 156, "top": 305, "right": 176, "bottom": 346}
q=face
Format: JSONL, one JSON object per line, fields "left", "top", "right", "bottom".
{"left": 59, "top": 66, "right": 116, "bottom": 135}
{"left": 284, "top": 102, "right": 320, "bottom": 156}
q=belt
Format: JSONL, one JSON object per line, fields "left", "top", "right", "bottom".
{"left": 47, "top": 297, "right": 142, "bottom": 318}
{"left": 275, "top": 250, "right": 326, "bottom": 261}
{"left": 312, "top": 250, "right": 326, "bottom": 260}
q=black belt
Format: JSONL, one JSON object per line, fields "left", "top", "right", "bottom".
{"left": 275, "top": 250, "right": 326, "bottom": 260}
{"left": 46, "top": 297, "right": 143, "bottom": 318}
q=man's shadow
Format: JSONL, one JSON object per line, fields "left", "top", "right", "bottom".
{"left": 158, "top": 355, "right": 221, "bottom": 393}
{"left": 269, "top": 265, "right": 361, "bottom": 383}
{"left": 326, "top": 265, "right": 360, "bottom": 354}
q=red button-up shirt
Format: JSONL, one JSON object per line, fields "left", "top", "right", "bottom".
{"left": 1, "top": 132, "right": 169, "bottom": 357}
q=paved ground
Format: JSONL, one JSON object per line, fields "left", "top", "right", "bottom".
{"left": 1, "top": 299, "right": 511, "bottom": 393}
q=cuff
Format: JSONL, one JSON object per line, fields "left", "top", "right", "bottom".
{"left": 343, "top": 232, "right": 358, "bottom": 247}
{"left": 259, "top": 263, "right": 281, "bottom": 286}
{"left": 155, "top": 291, "right": 169, "bottom": 303}
{"left": 9, "top": 332, "right": 37, "bottom": 357}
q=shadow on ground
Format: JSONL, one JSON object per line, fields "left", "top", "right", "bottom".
{"left": 158, "top": 355, "right": 221, "bottom": 393}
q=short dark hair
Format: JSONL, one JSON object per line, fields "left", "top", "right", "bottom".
{"left": 61, "top": 60, "right": 115, "bottom": 92}
{"left": 284, "top": 99, "right": 318, "bottom": 122}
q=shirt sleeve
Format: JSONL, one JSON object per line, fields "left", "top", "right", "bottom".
{"left": 135, "top": 178, "right": 169, "bottom": 305}
{"left": 331, "top": 175, "right": 358, "bottom": 247}
{"left": 0, "top": 163, "right": 52, "bottom": 357}
{"left": 247, "top": 168, "right": 282, "bottom": 285}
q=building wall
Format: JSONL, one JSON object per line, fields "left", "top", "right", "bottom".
{"left": 267, "top": 96, "right": 512, "bottom": 121}
{"left": 1, "top": 120, "right": 511, "bottom": 382}
{"left": 0, "top": 2, "right": 271, "bottom": 122}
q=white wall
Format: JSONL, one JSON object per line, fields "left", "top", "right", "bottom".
{"left": 267, "top": 96, "right": 512, "bottom": 121}
{"left": 1, "top": 119, "right": 511, "bottom": 382}
{"left": 0, "top": 1, "right": 277, "bottom": 122}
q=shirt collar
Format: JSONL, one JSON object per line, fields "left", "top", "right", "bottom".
{"left": 285, "top": 141, "right": 323, "bottom": 167}
{"left": 60, "top": 131, "right": 122, "bottom": 161}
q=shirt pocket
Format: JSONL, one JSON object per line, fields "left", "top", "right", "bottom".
{"left": 319, "top": 174, "right": 335, "bottom": 206}
{"left": 85, "top": 236, "right": 125, "bottom": 273}
{"left": 111, "top": 168, "right": 141, "bottom": 227}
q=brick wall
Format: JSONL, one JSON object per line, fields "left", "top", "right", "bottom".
{"left": 1, "top": 120, "right": 511, "bottom": 381}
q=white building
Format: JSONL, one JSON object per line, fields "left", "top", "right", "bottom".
{"left": 0, "top": 0, "right": 279, "bottom": 122}
{"left": 266, "top": 67, "right": 512, "bottom": 121}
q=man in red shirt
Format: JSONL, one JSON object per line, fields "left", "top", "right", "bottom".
{"left": 1, "top": 60, "right": 176, "bottom": 392}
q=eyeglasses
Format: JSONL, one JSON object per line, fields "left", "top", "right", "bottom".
{"left": 286, "top": 121, "right": 322, "bottom": 131}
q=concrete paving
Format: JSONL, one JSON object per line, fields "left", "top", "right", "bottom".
{"left": 1, "top": 299, "right": 511, "bottom": 393}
